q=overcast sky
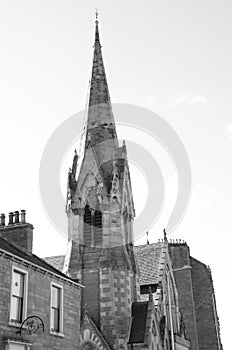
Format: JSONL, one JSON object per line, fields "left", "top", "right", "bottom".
{"left": 0, "top": 1, "right": 231, "bottom": 347}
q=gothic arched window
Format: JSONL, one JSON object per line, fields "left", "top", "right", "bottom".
{"left": 83, "top": 204, "right": 102, "bottom": 247}
{"left": 123, "top": 208, "right": 129, "bottom": 245}
{"left": 84, "top": 205, "right": 92, "bottom": 246}
{"left": 93, "top": 210, "right": 102, "bottom": 245}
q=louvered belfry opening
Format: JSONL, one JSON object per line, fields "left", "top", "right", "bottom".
{"left": 93, "top": 210, "right": 102, "bottom": 245}
{"left": 83, "top": 204, "right": 102, "bottom": 246}
{"left": 84, "top": 205, "right": 92, "bottom": 246}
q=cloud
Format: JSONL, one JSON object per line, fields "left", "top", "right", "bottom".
{"left": 226, "top": 124, "right": 232, "bottom": 141}
{"left": 170, "top": 93, "right": 208, "bottom": 108}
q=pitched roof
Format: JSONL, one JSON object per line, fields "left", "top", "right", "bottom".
{"left": 0, "top": 237, "right": 77, "bottom": 284}
{"left": 134, "top": 242, "right": 166, "bottom": 285}
{"left": 128, "top": 301, "right": 148, "bottom": 344}
{"left": 43, "top": 255, "right": 65, "bottom": 271}
{"left": 81, "top": 313, "right": 111, "bottom": 350}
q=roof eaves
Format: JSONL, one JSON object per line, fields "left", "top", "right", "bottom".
{"left": 0, "top": 244, "right": 83, "bottom": 288}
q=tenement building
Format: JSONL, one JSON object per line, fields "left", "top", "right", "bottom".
{"left": 0, "top": 18, "right": 222, "bottom": 350}
{"left": 0, "top": 211, "right": 82, "bottom": 349}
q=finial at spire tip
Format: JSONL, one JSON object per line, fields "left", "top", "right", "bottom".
{"left": 95, "top": 9, "right": 99, "bottom": 23}
{"left": 94, "top": 10, "right": 101, "bottom": 46}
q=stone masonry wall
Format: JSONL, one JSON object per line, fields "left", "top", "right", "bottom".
{"left": 168, "top": 243, "right": 199, "bottom": 350}
{"left": 100, "top": 268, "right": 134, "bottom": 349}
{"left": 190, "top": 257, "right": 222, "bottom": 350}
{"left": 0, "top": 224, "right": 33, "bottom": 253}
{"left": 82, "top": 269, "right": 100, "bottom": 326}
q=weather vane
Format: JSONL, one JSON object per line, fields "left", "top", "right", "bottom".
{"left": 95, "top": 9, "right": 99, "bottom": 21}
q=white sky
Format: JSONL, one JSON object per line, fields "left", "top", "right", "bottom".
{"left": 0, "top": 1, "right": 231, "bottom": 348}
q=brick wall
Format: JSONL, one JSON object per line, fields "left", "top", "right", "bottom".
{"left": 0, "top": 255, "right": 81, "bottom": 350}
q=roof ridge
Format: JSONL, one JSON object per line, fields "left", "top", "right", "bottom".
{"left": 43, "top": 254, "right": 65, "bottom": 259}
{"left": 134, "top": 241, "right": 162, "bottom": 248}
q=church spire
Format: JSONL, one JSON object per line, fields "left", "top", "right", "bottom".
{"left": 86, "top": 15, "right": 118, "bottom": 149}
{"left": 83, "top": 15, "right": 119, "bottom": 192}
{"left": 88, "top": 13, "right": 111, "bottom": 108}
{"left": 65, "top": 20, "right": 137, "bottom": 348}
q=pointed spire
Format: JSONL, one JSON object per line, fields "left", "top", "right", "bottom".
{"left": 82, "top": 14, "right": 119, "bottom": 192}
{"left": 88, "top": 15, "right": 112, "bottom": 110}
{"left": 86, "top": 14, "right": 116, "bottom": 135}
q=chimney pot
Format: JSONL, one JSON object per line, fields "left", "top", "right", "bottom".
{"left": 8, "top": 212, "right": 14, "bottom": 225}
{"left": 20, "top": 210, "right": 26, "bottom": 224}
{"left": 0, "top": 213, "right": 5, "bottom": 226}
{"left": 14, "top": 211, "right": 20, "bottom": 224}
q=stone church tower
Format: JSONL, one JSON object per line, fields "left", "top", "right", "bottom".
{"left": 48, "top": 16, "right": 223, "bottom": 350}
{"left": 64, "top": 17, "right": 138, "bottom": 349}
{"left": 0, "top": 14, "right": 222, "bottom": 350}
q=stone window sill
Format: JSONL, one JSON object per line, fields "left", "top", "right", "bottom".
{"left": 50, "top": 330, "right": 64, "bottom": 338}
{"left": 8, "top": 320, "right": 23, "bottom": 328}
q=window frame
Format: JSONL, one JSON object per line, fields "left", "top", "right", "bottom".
{"left": 10, "top": 266, "right": 28, "bottom": 325}
{"left": 50, "top": 282, "right": 64, "bottom": 336}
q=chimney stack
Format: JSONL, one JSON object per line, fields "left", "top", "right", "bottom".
{"left": 0, "top": 210, "right": 33, "bottom": 253}
{"left": 0, "top": 214, "right": 5, "bottom": 226}
{"left": 8, "top": 212, "right": 14, "bottom": 225}
{"left": 14, "top": 211, "right": 20, "bottom": 224}
{"left": 20, "top": 210, "right": 26, "bottom": 224}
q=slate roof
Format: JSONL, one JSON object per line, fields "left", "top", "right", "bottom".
{"left": 134, "top": 242, "right": 166, "bottom": 285}
{"left": 128, "top": 301, "right": 148, "bottom": 344}
{"left": 0, "top": 237, "right": 77, "bottom": 283}
{"left": 43, "top": 255, "right": 65, "bottom": 271}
